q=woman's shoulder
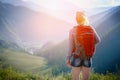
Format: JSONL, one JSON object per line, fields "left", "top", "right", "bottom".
{"left": 69, "top": 26, "right": 77, "bottom": 34}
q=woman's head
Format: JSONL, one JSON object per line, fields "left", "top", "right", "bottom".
{"left": 76, "top": 11, "right": 89, "bottom": 26}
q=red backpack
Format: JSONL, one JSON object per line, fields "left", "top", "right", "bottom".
{"left": 73, "top": 26, "right": 95, "bottom": 58}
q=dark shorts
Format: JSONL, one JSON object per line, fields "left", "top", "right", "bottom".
{"left": 70, "top": 55, "right": 92, "bottom": 67}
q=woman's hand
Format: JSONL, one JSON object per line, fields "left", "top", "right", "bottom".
{"left": 66, "top": 59, "right": 71, "bottom": 68}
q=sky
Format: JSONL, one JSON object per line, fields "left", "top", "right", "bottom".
{"left": 22, "top": 0, "right": 120, "bottom": 9}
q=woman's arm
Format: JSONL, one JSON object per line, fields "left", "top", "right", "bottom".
{"left": 93, "top": 28, "right": 101, "bottom": 45}
{"left": 67, "top": 28, "right": 75, "bottom": 60}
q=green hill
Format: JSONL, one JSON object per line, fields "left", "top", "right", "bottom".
{"left": 0, "top": 47, "right": 50, "bottom": 74}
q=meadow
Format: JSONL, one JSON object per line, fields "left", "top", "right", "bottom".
{"left": 0, "top": 47, "right": 51, "bottom": 74}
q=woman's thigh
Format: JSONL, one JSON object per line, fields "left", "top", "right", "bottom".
{"left": 71, "top": 67, "right": 81, "bottom": 80}
{"left": 81, "top": 66, "right": 90, "bottom": 80}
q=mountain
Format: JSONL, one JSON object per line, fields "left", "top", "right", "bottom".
{"left": 0, "top": 40, "right": 21, "bottom": 50}
{"left": 0, "top": 0, "right": 49, "bottom": 14}
{"left": 36, "top": 39, "right": 68, "bottom": 65}
{"left": 0, "top": 0, "right": 36, "bottom": 10}
{"left": 90, "top": 6, "right": 120, "bottom": 72}
{"left": 34, "top": 41, "right": 56, "bottom": 54}
{"left": 0, "top": 1, "right": 71, "bottom": 50}
{"left": 0, "top": 0, "right": 26, "bottom": 5}
{"left": 35, "top": 39, "right": 70, "bottom": 74}
{"left": 90, "top": 6, "right": 120, "bottom": 38}
{"left": 0, "top": 0, "right": 80, "bottom": 24}
{"left": 86, "top": 6, "right": 120, "bottom": 73}
{"left": 93, "top": 23, "right": 120, "bottom": 73}
{"left": 36, "top": 6, "right": 120, "bottom": 73}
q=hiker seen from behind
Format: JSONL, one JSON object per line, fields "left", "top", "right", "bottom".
{"left": 66, "top": 11, "right": 101, "bottom": 80}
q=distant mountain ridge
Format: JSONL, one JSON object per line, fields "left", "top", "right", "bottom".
{"left": 0, "top": 1, "right": 71, "bottom": 50}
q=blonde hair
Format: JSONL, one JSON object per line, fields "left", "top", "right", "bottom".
{"left": 76, "top": 11, "right": 89, "bottom": 26}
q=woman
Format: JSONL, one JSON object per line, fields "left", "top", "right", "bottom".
{"left": 66, "top": 11, "right": 100, "bottom": 80}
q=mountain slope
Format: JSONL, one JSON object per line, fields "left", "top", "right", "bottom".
{"left": 0, "top": 1, "right": 71, "bottom": 48}
{"left": 91, "top": 6, "right": 120, "bottom": 73}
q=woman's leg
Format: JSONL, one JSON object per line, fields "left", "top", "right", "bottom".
{"left": 71, "top": 67, "right": 81, "bottom": 80}
{"left": 81, "top": 66, "right": 90, "bottom": 80}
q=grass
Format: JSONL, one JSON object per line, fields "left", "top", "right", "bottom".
{"left": 0, "top": 66, "right": 120, "bottom": 80}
